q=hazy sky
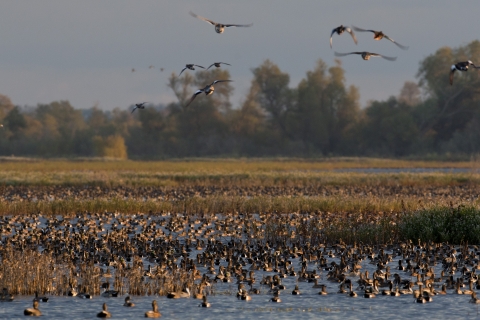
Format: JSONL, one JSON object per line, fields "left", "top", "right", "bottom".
{"left": 0, "top": 1, "right": 479, "bottom": 111}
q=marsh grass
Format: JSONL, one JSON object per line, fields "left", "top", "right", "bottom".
{"left": 400, "top": 205, "right": 480, "bottom": 243}
{"left": 0, "top": 195, "right": 455, "bottom": 216}
{"left": 0, "top": 158, "right": 479, "bottom": 187}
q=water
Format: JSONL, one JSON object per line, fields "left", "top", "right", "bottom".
{"left": 1, "top": 288, "right": 480, "bottom": 319}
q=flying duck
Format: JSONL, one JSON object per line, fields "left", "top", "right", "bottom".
{"left": 185, "top": 80, "right": 233, "bottom": 108}
{"left": 190, "top": 11, "right": 252, "bottom": 34}
{"left": 334, "top": 51, "right": 397, "bottom": 61}
{"left": 131, "top": 102, "right": 148, "bottom": 114}
{"left": 179, "top": 64, "right": 205, "bottom": 76}
{"left": 330, "top": 25, "right": 357, "bottom": 48}
{"left": 207, "top": 62, "right": 231, "bottom": 70}
{"left": 450, "top": 61, "right": 479, "bottom": 85}
{"left": 352, "top": 26, "right": 408, "bottom": 50}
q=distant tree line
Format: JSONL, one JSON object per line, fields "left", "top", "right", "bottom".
{"left": 1, "top": 41, "right": 480, "bottom": 159}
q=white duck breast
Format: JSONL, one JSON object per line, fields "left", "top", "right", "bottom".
{"left": 190, "top": 11, "right": 252, "bottom": 34}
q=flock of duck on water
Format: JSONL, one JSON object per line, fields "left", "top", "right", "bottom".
{"left": 1, "top": 209, "right": 480, "bottom": 318}
{"left": 129, "top": 11, "right": 480, "bottom": 113}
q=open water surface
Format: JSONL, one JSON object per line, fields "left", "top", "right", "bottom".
{"left": 2, "top": 281, "right": 480, "bottom": 319}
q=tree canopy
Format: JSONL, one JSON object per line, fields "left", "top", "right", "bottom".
{"left": 1, "top": 41, "right": 480, "bottom": 159}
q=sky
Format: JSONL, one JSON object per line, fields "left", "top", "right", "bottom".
{"left": 0, "top": 1, "right": 479, "bottom": 111}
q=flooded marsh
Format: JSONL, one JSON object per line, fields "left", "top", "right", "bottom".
{"left": 1, "top": 159, "right": 480, "bottom": 318}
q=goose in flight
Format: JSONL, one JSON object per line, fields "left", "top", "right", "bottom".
{"left": 131, "top": 102, "right": 148, "bottom": 114}
{"left": 352, "top": 26, "right": 408, "bottom": 50}
{"left": 334, "top": 51, "right": 397, "bottom": 61}
{"left": 190, "top": 11, "right": 252, "bottom": 34}
{"left": 450, "top": 60, "right": 480, "bottom": 85}
{"left": 207, "top": 62, "right": 231, "bottom": 70}
{"left": 179, "top": 64, "right": 205, "bottom": 76}
{"left": 186, "top": 80, "right": 233, "bottom": 108}
{"left": 330, "top": 25, "right": 357, "bottom": 48}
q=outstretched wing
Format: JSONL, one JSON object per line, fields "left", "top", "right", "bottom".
{"left": 330, "top": 28, "right": 336, "bottom": 48}
{"left": 450, "top": 69, "right": 455, "bottom": 85}
{"left": 190, "top": 11, "right": 217, "bottom": 26}
{"left": 211, "top": 79, "right": 233, "bottom": 85}
{"left": 194, "top": 65, "right": 205, "bottom": 69}
{"left": 220, "top": 62, "right": 231, "bottom": 66}
{"left": 352, "top": 25, "right": 375, "bottom": 33}
{"left": 378, "top": 54, "right": 397, "bottom": 61}
{"left": 334, "top": 51, "right": 361, "bottom": 57}
{"left": 131, "top": 107, "right": 137, "bottom": 114}
{"left": 179, "top": 67, "right": 187, "bottom": 76}
{"left": 224, "top": 23, "right": 253, "bottom": 28}
{"left": 185, "top": 90, "right": 204, "bottom": 108}
{"left": 346, "top": 28, "right": 358, "bottom": 45}
{"left": 207, "top": 63, "right": 216, "bottom": 70}
{"left": 383, "top": 35, "right": 409, "bottom": 50}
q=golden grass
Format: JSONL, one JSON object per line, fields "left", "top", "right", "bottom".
{"left": 0, "top": 157, "right": 478, "bottom": 172}
{"left": 1, "top": 195, "right": 477, "bottom": 217}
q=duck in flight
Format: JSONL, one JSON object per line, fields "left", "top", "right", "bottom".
{"left": 450, "top": 60, "right": 480, "bottom": 85}
{"left": 179, "top": 64, "right": 205, "bottom": 76}
{"left": 186, "top": 80, "right": 233, "bottom": 108}
{"left": 334, "top": 51, "right": 397, "bottom": 61}
{"left": 190, "top": 11, "right": 252, "bottom": 34}
{"left": 207, "top": 62, "right": 231, "bottom": 70}
{"left": 330, "top": 25, "right": 357, "bottom": 48}
{"left": 131, "top": 102, "right": 148, "bottom": 114}
{"left": 352, "top": 26, "right": 408, "bottom": 50}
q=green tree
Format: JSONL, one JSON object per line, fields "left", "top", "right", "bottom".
{"left": 92, "top": 135, "right": 128, "bottom": 159}
{"left": 251, "top": 60, "right": 295, "bottom": 140}
{"left": 296, "top": 59, "right": 359, "bottom": 155}
{"left": 416, "top": 40, "right": 480, "bottom": 148}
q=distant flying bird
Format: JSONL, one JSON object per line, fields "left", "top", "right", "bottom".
{"left": 149, "top": 65, "right": 154, "bottom": 69}
{"left": 131, "top": 102, "right": 148, "bottom": 114}
{"left": 334, "top": 51, "right": 397, "bottom": 61}
{"left": 352, "top": 26, "right": 409, "bottom": 50}
{"left": 160, "top": 68, "right": 164, "bottom": 72}
{"left": 450, "top": 60, "right": 480, "bottom": 85}
{"left": 131, "top": 68, "right": 135, "bottom": 72}
{"left": 189, "top": 11, "right": 253, "bottom": 34}
{"left": 330, "top": 25, "right": 357, "bottom": 48}
{"left": 207, "top": 62, "right": 231, "bottom": 70}
{"left": 186, "top": 80, "right": 233, "bottom": 108}
{"left": 179, "top": 64, "right": 205, "bottom": 76}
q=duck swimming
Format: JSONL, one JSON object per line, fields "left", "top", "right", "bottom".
{"left": 330, "top": 25, "right": 357, "bottom": 48}
{"left": 145, "top": 300, "right": 161, "bottom": 318}
{"left": 97, "top": 303, "right": 111, "bottom": 318}
{"left": 334, "top": 51, "right": 397, "bottom": 61}
{"left": 352, "top": 26, "right": 408, "bottom": 50}
{"left": 0, "top": 288, "right": 14, "bottom": 302}
{"left": 185, "top": 80, "right": 233, "bottom": 108}
{"left": 207, "top": 62, "right": 231, "bottom": 70}
{"left": 24, "top": 300, "right": 41, "bottom": 317}
{"left": 450, "top": 61, "right": 480, "bottom": 85}
{"left": 200, "top": 295, "right": 211, "bottom": 307}
{"left": 190, "top": 11, "right": 252, "bottom": 34}
{"left": 33, "top": 291, "right": 48, "bottom": 303}
{"left": 179, "top": 64, "right": 205, "bottom": 76}
{"left": 123, "top": 296, "right": 135, "bottom": 307}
